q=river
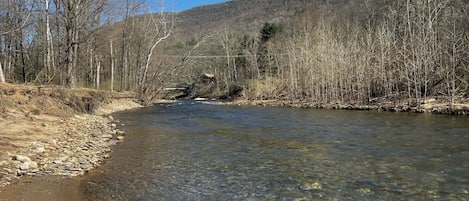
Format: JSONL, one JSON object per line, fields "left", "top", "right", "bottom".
{"left": 2, "top": 101, "right": 469, "bottom": 200}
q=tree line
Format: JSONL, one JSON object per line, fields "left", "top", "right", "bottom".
{"left": 194, "top": 0, "right": 469, "bottom": 106}
{"left": 2, "top": 0, "right": 468, "bottom": 106}
{"left": 0, "top": 0, "right": 176, "bottom": 99}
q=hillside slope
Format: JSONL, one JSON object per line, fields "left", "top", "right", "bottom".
{"left": 175, "top": 0, "right": 311, "bottom": 37}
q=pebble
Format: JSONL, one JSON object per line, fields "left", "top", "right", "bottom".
{"left": 357, "top": 188, "right": 372, "bottom": 194}
{"left": 50, "top": 139, "right": 58, "bottom": 149}
{"left": 35, "top": 147, "right": 46, "bottom": 153}
{"left": 13, "top": 155, "right": 31, "bottom": 163}
{"left": 29, "top": 161, "right": 38, "bottom": 170}
{"left": 102, "top": 134, "right": 113, "bottom": 139}
{"left": 3, "top": 168, "right": 13, "bottom": 174}
{"left": 0, "top": 114, "right": 126, "bottom": 187}
{"left": 303, "top": 182, "right": 322, "bottom": 190}
{"left": 18, "top": 162, "right": 30, "bottom": 170}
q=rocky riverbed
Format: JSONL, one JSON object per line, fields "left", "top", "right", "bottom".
{"left": 0, "top": 84, "right": 142, "bottom": 189}
{"left": 0, "top": 114, "right": 126, "bottom": 187}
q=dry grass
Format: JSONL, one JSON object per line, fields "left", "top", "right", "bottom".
{"left": 245, "top": 77, "right": 285, "bottom": 100}
{"left": 0, "top": 84, "right": 139, "bottom": 115}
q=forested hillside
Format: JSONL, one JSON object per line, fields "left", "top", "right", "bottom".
{"left": 172, "top": 0, "right": 469, "bottom": 108}
{"left": 1, "top": 0, "right": 468, "bottom": 108}
{"left": 175, "top": 0, "right": 321, "bottom": 37}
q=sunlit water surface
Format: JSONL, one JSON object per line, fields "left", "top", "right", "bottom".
{"left": 3, "top": 102, "right": 468, "bottom": 201}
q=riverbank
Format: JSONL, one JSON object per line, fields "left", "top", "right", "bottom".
{"left": 0, "top": 84, "right": 142, "bottom": 188}
{"left": 233, "top": 96, "right": 469, "bottom": 115}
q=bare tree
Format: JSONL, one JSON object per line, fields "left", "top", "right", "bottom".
{"left": 57, "top": 0, "right": 107, "bottom": 88}
{"left": 138, "top": 7, "right": 174, "bottom": 95}
{"left": 0, "top": 0, "right": 33, "bottom": 84}
{"left": 44, "top": 0, "right": 55, "bottom": 79}
{"left": 110, "top": 38, "right": 115, "bottom": 92}
{"left": 0, "top": 63, "right": 5, "bottom": 84}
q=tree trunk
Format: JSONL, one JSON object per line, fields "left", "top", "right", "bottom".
{"left": 0, "top": 63, "right": 5, "bottom": 84}
{"left": 140, "top": 31, "right": 171, "bottom": 94}
{"left": 96, "top": 60, "right": 101, "bottom": 89}
{"left": 121, "top": 0, "right": 130, "bottom": 91}
{"left": 64, "top": 0, "right": 82, "bottom": 88}
{"left": 110, "top": 39, "right": 115, "bottom": 92}
{"left": 45, "top": 0, "right": 55, "bottom": 76}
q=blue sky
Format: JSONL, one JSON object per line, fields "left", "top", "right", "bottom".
{"left": 152, "top": 0, "right": 231, "bottom": 12}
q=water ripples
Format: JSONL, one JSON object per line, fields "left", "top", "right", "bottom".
{"left": 80, "top": 102, "right": 469, "bottom": 200}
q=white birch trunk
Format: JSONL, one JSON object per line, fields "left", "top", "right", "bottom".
{"left": 45, "top": 0, "right": 55, "bottom": 74}
{"left": 140, "top": 32, "right": 171, "bottom": 92}
{"left": 0, "top": 63, "right": 5, "bottom": 84}
{"left": 96, "top": 61, "right": 101, "bottom": 89}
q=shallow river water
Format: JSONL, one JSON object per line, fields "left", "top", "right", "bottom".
{"left": 3, "top": 102, "right": 469, "bottom": 200}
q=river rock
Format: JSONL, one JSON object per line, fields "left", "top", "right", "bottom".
{"left": 13, "top": 155, "right": 31, "bottom": 163}
{"left": 111, "top": 123, "right": 117, "bottom": 128}
{"left": 303, "top": 182, "right": 322, "bottom": 190}
{"left": 16, "top": 170, "right": 26, "bottom": 176}
{"left": 18, "top": 161, "right": 38, "bottom": 171}
{"left": 117, "top": 136, "right": 125, "bottom": 141}
{"left": 29, "top": 161, "right": 38, "bottom": 170}
{"left": 3, "top": 168, "right": 13, "bottom": 174}
{"left": 53, "top": 160, "right": 63, "bottom": 165}
{"left": 50, "top": 139, "right": 58, "bottom": 149}
{"left": 19, "top": 162, "right": 29, "bottom": 170}
{"left": 102, "top": 134, "right": 113, "bottom": 139}
{"left": 0, "top": 160, "right": 8, "bottom": 166}
{"left": 35, "top": 147, "right": 46, "bottom": 153}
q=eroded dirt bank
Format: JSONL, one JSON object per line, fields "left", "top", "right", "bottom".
{"left": 0, "top": 84, "right": 142, "bottom": 188}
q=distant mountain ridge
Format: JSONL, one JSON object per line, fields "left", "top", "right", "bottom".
{"left": 173, "top": 0, "right": 321, "bottom": 38}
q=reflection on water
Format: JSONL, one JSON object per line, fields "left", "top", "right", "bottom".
{"left": 78, "top": 102, "right": 469, "bottom": 201}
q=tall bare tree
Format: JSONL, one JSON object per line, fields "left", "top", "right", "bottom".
{"left": 138, "top": 8, "right": 173, "bottom": 95}
{"left": 0, "top": 63, "right": 5, "bottom": 84}
{"left": 57, "top": 0, "right": 106, "bottom": 88}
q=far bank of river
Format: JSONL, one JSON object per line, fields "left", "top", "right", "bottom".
{"left": 233, "top": 96, "right": 469, "bottom": 115}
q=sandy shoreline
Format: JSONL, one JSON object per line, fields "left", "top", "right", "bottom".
{"left": 0, "top": 84, "right": 143, "bottom": 189}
